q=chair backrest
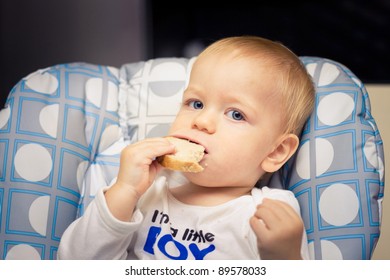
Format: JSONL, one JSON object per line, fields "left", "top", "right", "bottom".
{"left": 0, "top": 57, "right": 384, "bottom": 259}
{"left": 271, "top": 57, "right": 385, "bottom": 259}
{"left": 0, "top": 63, "right": 122, "bottom": 259}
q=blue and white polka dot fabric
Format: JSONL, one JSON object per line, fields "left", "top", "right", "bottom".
{"left": 0, "top": 64, "right": 122, "bottom": 259}
{"left": 273, "top": 57, "right": 385, "bottom": 259}
{"left": 0, "top": 57, "right": 384, "bottom": 259}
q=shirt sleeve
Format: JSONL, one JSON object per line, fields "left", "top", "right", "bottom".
{"left": 57, "top": 187, "right": 143, "bottom": 260}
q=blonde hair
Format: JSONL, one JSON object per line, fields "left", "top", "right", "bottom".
{"left": 197, "top": 36, "right": 315, "bottom": 136}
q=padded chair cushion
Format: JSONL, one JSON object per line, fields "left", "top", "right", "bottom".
{"left": 0, "top": 63, "right": 122, "bottom": 259}
{"left": 118, "top": 57, "right": 196, "bottom": 142}
{"left": 0, "top": 57, "right": 384, "bottom": 260}
{"left": 271, "top": 57, "right": 385, "bottom": 259}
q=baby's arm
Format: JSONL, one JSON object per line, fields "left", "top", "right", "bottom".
{"left": 58, "top": 138, "right": 175, "bottom": 259}
{"left": 105, "top": 138, "right": 175, "bottom": 221}
{"left": 250, "top": 198, "right": 305, "bottom": 260}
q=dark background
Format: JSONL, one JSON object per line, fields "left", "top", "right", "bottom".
{"left": 1, "top": 0, "right": 389, "bottom": 108}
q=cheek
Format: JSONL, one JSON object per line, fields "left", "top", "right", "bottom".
{"left": 223, "top": 139, "right": 272, "bottom": 167}
{"left": 194, "top": 152, "right": 263, "bottom": 187}
{"left": 168, "top": 112, "right": 192, "bottom": 132}
{"left": 168, "top": 117, "right": 184, "bottom": 134}
{"left": 223, "top": 150, "right": 261, "bottom": 170}
{"left": 212, "top": 143, "right": 257, "bottom": 171}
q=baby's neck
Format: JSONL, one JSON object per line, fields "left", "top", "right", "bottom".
{"left": 170, "top": 183, "right": 252, "bottom": 207}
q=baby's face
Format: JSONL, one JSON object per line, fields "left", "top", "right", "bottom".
{"left": 169, "top": 51, "right": 285, "bottom": 188}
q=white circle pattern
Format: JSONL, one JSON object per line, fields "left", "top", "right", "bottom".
{"left": 317, "top": 92, "right": 355, "bottom": 126}
{"left": 296, "top": 141, "right": 310, "bottom": 180}
{"left": 98, "top": 125, "right": 123, "bottom": 153}
{"left": 86, "top": 78, "right": 103, "bottom": 108}
{"left": 319, "top": 183, "right": 360, "bottom": 226}
{"left": 150, "top": 62, "right": 186, "bottom": 81}
{"left": 29, "top": 196, "right": 50, "bottom": 236}
{"left": 106, "top": 81, "right": 119, "bottom": 112}
{"left": 14, "top": 143, "right": 52, "bottom": 182}
{"left": 318, "top": 63, "right": 340, "bottom": 86}
{"left": 39, "top": 104, "right": 59, "bottom": 138}
{"left": 315, "top": 138, "right": 334, "bottom": 176}
{"left": 5, "top": 244, "right": 41, "bottom": 260}
{"left": 0, "top": 106, "right": 11, "bottom": 129}
{"left": 305, "top": 63, "right": 316, "bottom": 78}
{"left": 321, "top": 240, "right": 343, "bottom": 260}
{"left": 25, "top": 71, "right": 58, "bottom": 94}
{"left": 364, "top": 136, "right": 385, "bottom": 181}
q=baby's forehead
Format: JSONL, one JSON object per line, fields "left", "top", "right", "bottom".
{"left": 196, "top": 49, "right": 276, "bottom": 72}
{"left": 194, "top": 53, "right": 282, "bottom": 88}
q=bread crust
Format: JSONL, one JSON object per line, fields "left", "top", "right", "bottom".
{"left": 157, "top": 155, "right": 204, "bottom": 173}
{"left": 157, "top": 137, "right": 205, "bottom": 173}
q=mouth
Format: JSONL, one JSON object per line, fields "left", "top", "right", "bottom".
{"left": 170, "top": 135, "right": 209, "bottom": 154}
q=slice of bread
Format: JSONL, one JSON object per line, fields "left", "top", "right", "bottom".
{"left": 157, "top": 137, "right": 205, "bottom": 173}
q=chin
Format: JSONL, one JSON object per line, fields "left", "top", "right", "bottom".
{"left": 184, "top": 168, "right": 260, "bottom": 188}
{"left": 183, "top": 172, "right": 221, "bottom": 187}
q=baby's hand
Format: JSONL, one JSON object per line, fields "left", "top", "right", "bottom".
{"left": 116, "top": 138, "right": 176, "bottom": 196}
{"left": 105, "top": 138, "right": 175, "bottom": 221}
{"left": 250, "top": 198, "right": 304, "bottom": 260}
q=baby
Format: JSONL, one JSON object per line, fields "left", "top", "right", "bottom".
{"left": 58, "top": 36, "right": 315, "bottom": 260}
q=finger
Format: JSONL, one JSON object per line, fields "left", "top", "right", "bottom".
{"left": 133, "top": 137, "right": 173, "bottom": 149}
{"left": 253, "top": 199, "right": 283, "bottom": 223}
{"left": 250, "top": 215, "right": 269, "bottom": 238}
{"left": 257, "top": 198, "right": 298, "bottom": 221}
{"left": 152, "top": 159, "right": 164, "bottom": 174}
{"left": 151, "top": 142, "right": 176, "bottom": 158}
{"left": 259, "top": 199, "right": 305, "bottom": 235}
{"left": 123, "top": 139, "right": 176, "bottom": 162}
{"left": 253, "top": 199, "right": 299, "bottom": 230}
{"left": 253, "top": 204, "right": 280, "bottom": 226}
{"left": 267, "top": 199, "right": 303, "bottom": 228}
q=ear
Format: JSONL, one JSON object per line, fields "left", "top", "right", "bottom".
{"left": 261, "top": 134, "right": 300, "bottom": 173}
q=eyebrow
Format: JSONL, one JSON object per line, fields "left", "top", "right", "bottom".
{"left": 183, "top": 86, "right": 200, "bottom": 95}
{"left": 226, "top": 95, "right": 259, "bottom": 116}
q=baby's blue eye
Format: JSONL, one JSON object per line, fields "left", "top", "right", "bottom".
{"left": 189, "top": 100, "right": 204, "bottom": 110}
{"left": 227, "top": 110, "right": 245, "bottom": 121}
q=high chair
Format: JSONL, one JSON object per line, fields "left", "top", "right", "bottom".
{"left": 0, "top": 56, "right": 384, "bottom": 259}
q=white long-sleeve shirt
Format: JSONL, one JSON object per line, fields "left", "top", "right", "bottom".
{"left": 58, "top": 174, "right": 309, "bottom": 260}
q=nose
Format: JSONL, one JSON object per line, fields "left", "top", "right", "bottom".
{"left": 192, "top": 109, "right": 216, "bottom": 134}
